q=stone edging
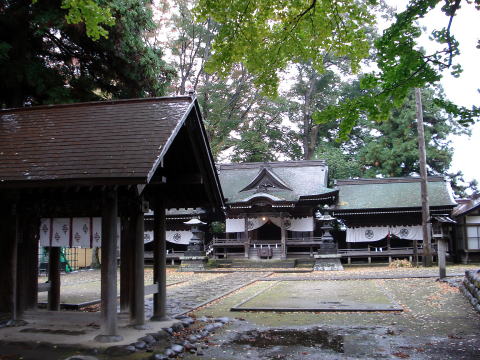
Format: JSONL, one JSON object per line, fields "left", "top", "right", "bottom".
{"left": 460, "top": 269, "right": 480, "bottom": 313}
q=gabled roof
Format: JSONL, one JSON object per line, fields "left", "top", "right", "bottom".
{"left": 0, "top": 96, "right": 194, "bottom": 185}
{"left": 334, "top": 177, "right": 457, "bottom": 212}
{"left": 452, "top": 198, "right": 480, "bottom": 217}
{"left": 217, "top": 160, "right": 337, "bottom": 204}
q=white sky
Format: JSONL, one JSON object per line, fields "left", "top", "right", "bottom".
{"left": 386, "top": 0, "right": 480, "bottom": 183}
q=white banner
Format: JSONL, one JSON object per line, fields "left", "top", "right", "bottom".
{"left": 346, "top": 225, "right": 424, "bottom": 242}
{"left": 389, "top": 226, "right": 423, "bottom": 241}
{"left": 166, "top": 230, "right": 192, "bottom": 245}
{"left": 346, "top": 227, "right": 390, "bottom": 243}
{"left": 39, "top": 217, "right": 120, "bottom": 248}
{"left": 226, "top": 217, "right": 314, "bottom": 233}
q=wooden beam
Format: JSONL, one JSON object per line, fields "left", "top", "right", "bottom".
{"left": 151, "top": 203, "right": 168, "bottom": 321}
{"left": 95, "top": 189, "right": 123, "bottom": 342}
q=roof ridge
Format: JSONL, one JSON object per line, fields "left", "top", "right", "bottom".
{"left": 217, "top": 159, "right": 327, "bottom": 170}
{"left": 0, "top": 95, "right": 194, "bottom": 113}
{"left": 335, "top": 176, "right": 445, "bottom": 185}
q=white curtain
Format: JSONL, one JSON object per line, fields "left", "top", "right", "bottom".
{"left": 270, "top": 217, "right": 314, "bottom": 232}
{"left": 389, "top": 226, "right": 423, "bottom": 241}
{"left": 227, "top": 217, "right": 314, "bottom": 233}
{"left": 346, "top": 227, "right": 390, "bottom": 243}
{"left": 166, "top": 230, "right": 192, "bottom": 245}
{"left": 346, "top": 225, "right": 424, "bottom": 243}
{"left": 225, "top": 218, "right": 269, "bottom": 232}
{"left": 39, "top": 217, "right": 120, "bottom": 248}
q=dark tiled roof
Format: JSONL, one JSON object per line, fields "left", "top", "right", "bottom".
{"left": 0, "top": 97, "right": 193, "bottom": 184}
{"left": 334, "top": 177, "right": 457, "bottom": 211}
{"left": 217, "top": 160, "right": 337, "bottom": 203}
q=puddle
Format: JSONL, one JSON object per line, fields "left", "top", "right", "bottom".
{"left": 20, "top": 328, "right": 86, "bottom": 335}
{"left": 232, "top": 328, "right": 344, "bottom": 352}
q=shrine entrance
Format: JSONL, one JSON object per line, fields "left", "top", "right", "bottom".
{"left": 255, "top": 221, "right": 281, "bottom": 242}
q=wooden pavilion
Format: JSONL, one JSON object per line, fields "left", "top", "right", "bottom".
{"left": 451, "top": 197, "right": 480, "bottom": 263}
{"left": 0, "top": 96, "right": 224, "bottom": 342}
{"left": 210, "top": 160, "right": 338, "bottom": 259}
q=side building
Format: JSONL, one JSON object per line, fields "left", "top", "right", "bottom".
{"left": 451, "top": 198, "right": 480, "bottom": 263}
{"left": 332, "top": 177, "right": 457, "bottom": 264}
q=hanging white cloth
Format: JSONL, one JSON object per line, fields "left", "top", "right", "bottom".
{"left": 389, "top": 225, "right": 423, "bottom": 240}
{"left": 270, "top": 217, "right": 314, "bottom": 232}
{"left": 39, "top": 217, "right": 120, "bottom": 248}
{"left": 225, "top": 218, "right": 269, "bottom": 232}
{"left": 166, "top": 230, "right": 192, "bottom": 245}
{"left": 346, "top": 226, "right": 390, "bottom": 243}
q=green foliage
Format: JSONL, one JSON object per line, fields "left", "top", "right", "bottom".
{"left": 61, "top": 0, "right": 115, "bottom": 40}
{"left": 357, "top": 87, "right": 468, "bottom": 177}
{"left": 195, "top": 0, "right": 377, "bottom": 96}
{"left": 0, "top": 0, "right": 174, "bottom": 107}
{"left": 448, "top": 171, "right": 479, "bottom": 198}
{"left": 314, "top": 144, "right": 362, "bottom": 185}
{"left": 316, "top": 0, "right": 480, "bottom": 138}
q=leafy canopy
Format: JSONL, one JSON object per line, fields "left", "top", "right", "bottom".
{"left": 195, "top": 0, "right": 377, "bottom": 95}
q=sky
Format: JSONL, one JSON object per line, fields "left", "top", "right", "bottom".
{"left": 386, "top": 0, "right": 480, "bottom": 184}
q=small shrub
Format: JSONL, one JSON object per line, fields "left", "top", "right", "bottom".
{"left": 389, "top": 259, "right": 413, "bottom": 268}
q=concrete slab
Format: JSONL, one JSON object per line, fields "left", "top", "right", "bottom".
{"left": 0, "top": 310, "right": 176, "bottom": 348}
{"left": 231, "top": 280, "right": 403, "bottom": 312}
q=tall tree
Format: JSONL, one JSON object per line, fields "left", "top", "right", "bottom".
{"left": 0, "top": 0, "right": 174, "bottom": 108}
{"left": 358, "top": 87, "right": 468, "bottom": 177}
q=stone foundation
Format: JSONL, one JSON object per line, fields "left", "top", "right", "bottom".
{"left": 178, "top": 256, "right": 208, "bottom": 272}
{"left": 460, "top": 269, "right": 480, "bottom": 313}
{"left": 313, "top": 254, "right": 344, "bottom": 271}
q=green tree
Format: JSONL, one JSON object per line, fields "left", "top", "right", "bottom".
{"left": 0, "top": 0, "right": 174, "bottom": 108}
{"left": 358, "top": 87, "right": 468, "bottom": 177}
{"left": 195, "top": 0, "right": 377, "bottom": 95}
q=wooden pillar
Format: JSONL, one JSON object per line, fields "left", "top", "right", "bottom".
{"left": 0, "top": 211, "right": 19, "bottom": 319}
{"left": 438, "top": 238, "right": 447, "bottom": 279}
{"left": 47, "top": 247, "right": 61, "bottom": 311}
{"left": 119, "top": 217, "right": 130, "bottom": 313}
{"left": 151, "top": 203, "right": 168, "bottom": 321}
{"left": 244, "top": 216, "right": 249, "bottom": 258}
{"left": 413, "top": 240, "right": 419, "bottom": 266}
{"left": 25, "top": 218, "right": 39, "bottom": 310}
{"left": 130, "top": 210, "right": 145, "bottom": 327}
{"left": 280, "top": 215, "right": 286, "bottom": 259}
{"left": 95, "top": 189, "right": 122, "bottom": 342}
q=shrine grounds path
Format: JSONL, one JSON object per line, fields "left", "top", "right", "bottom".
{"left": 36, "top": 264, "right": 480, "bottom": 359}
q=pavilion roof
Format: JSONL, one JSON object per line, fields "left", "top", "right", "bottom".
{"left": 0, "top": 96, "right": 197, "bottom": 186}
{"left": 217, "top": 160, "right": 337, "bottom": 204}
{"left": 334, "top": 177, "right": 457, "bottom": 212}
{"left": 451, "top": 197, "right": 480, "bottom": 217}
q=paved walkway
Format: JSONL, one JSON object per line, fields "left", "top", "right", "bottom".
{"left": 147, "top": 271, "right": 271, "bottom": 317}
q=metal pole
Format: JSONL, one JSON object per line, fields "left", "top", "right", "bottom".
{"left": 415, "top": 88, "right": 432, "bottom": 267}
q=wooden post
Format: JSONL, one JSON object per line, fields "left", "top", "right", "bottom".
{"left": 413, "top": 240, "right": 419, "bottom": 266}
{"left": 244, "top": 216, "right": 249, "bottom": 258}
{"left": 119, "top": 217, "right": 130, "bottom": 313}
{"left": 95, "top": 189, "right": 122, "bottom": 342}
{"left": 24, "top": 217, "right": 39, "bottom": 310}
{"left": 415, "top": 88, "right": 432, "bottom": 266}
{"left": 0, "top": 211, "right": 19, "bottom": 319}
{"left": 131, "top": 210, "right": 145, "bottom": 327}
{"left": 151, "top": 202, "right": 168, "bottom": 321}
{"left": 47, "top": 247, "right": 61, "bottom": 311}
{"left": 280, "top": 214, "right": 286, "bottom": 259}
{"left": 438, "top": 238, "right": 447, "bottom": 279}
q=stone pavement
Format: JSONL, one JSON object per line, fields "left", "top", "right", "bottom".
{"left": 146, "top": 271, "right": 271, "bottom": 317}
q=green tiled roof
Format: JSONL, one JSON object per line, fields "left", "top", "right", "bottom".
{"left": 217, "top": 160, "right": 336, "bottom": 203}
{"left": 334, "top": 177, "right": 457, "bottom": 211}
